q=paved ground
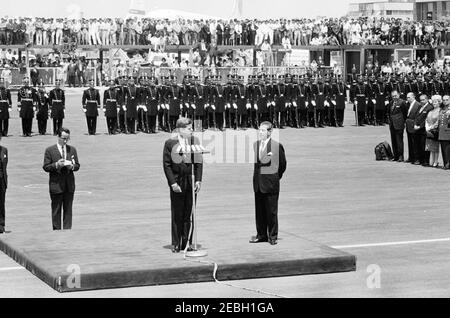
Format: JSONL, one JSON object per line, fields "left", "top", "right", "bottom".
{"left": 0, "top": 90, "right": 449, "bottom": 298}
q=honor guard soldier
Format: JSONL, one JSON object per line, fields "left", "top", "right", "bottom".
{"left": 36, "top": 80, "right": 49, "bottom": 135}
{"left": 115, "top": 76, "right": 127, "bottom": 133}
{"left": 103, "top": 79, "right": 121, "bottom": 135}
{"left": 48, "top": 79, "right": 65, "bottom": 135}
{"left": 212, "top": 75, "right": 226, "bottom": 131}
{"left": 124, "top": 77, "right": 139, "bottom": 134}
{"left": 351, "top": 75, "right": 369, "bottom": 126}
{"left": 322, "top": 75, "right": 333, "bottom": 126}
{"left": 365, "top": 74, "right": 376, "bottom": 125}
{"left": 136, "top": 75, "right": 148, "bottom": 132}
{"left": 430, "top": 74, "right": 444, "bottom": 97}
{"left": 143, "top": 76, "right": 159, "bottom": 133}
{"left": 228, "top": 75, "right": 239, "bottom": 130}
{"left": 0, "top": 78, "right": 12, "bottom": 136}
{"left": 266, "top": 75, "right": 276, "bottom": 126}
{"left": 203, "top": 75, "right": 214, "bottom": 129}
{"left": 442, "top": 73, "right": 450, "bottom": 96}
{"left": 234, "top": 75, "right": 247, "bottom": 129}
{"left": 294, "top": 75, "right": 309, "bottom": 128}
{"left": 17, "top": 77, "right": 37, "bottom": 137}
{"left": 396, "top": 75, "right": 408, "bottom": 101}
{"left": 82, "top": 78, "right": 101, "bottom": 135}
{"left": 245, "top": 75, "right": 256, "bottom": 129}
{"left": 416, "top": 74, "right": 429, "bottom": 100}
{"left": 373, "top": 75, "right": 389, "bottom": 126}
{"left": 167, "top": 75, "right": 182, "bottom": 132}
{"left": 332, "top": 75, "right": 346, "bottom": 127}
{"left": 285, "top": 74, "right": 298, "bottom": 128}
{"left": 193, "top": 76, "right": 207, "bottom": 131}
{"left": 256, "top": 74, "right": 269, "bottom": 125}
{"left": 223, "top": 75, "right": 233, "bottom": 128}
{"left": 275, "top": 75, "right": 287, "bottom": 128}
{"left": 157, "top": 77, "right": 168, "bottom": 132}
{"left": 312, "top": 76, "right": 326, "bottom": 128}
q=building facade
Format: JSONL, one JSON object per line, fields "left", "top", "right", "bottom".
{"left": 415, "top": 0, "right": 450, "bottom": 20}
{"left": 348, "top": 0, "right": 415, "bottom": 19}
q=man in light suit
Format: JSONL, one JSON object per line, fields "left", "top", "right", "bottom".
{"left": 250, "top": 121, "right": 287, "bottom": 245}
{"left": 0, "top": 135, "right": 8, "bottom": 234}
{"left": 163, "top": 118, "right": 203, "bottom": 253}
{"left": 389, "top": 90, "right": 408, "bottom": 162}
{"left": 43, "top": 127, "right": 80, "bottom": 230}
{"left": 405, "top": 92, "right": 421, "bottom": 164}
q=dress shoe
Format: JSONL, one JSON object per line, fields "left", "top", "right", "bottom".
{"left": 422, "top": 163, "right": 430, "bottom": 167}
{"left": 269, "top": 239, "right": 278, "bottom": 245}
{"left": 405, "top": 160, "right": 411, "bottom": 163}
{"left": 413, "top": 161, "right": 421, "bottom": 165}
{"left": 171, "top": 246, "right": 180, "bottom": 253}
{"left": 397, "top": 157, "right": 404, "bottom": 162}
{"left": 249, "top": 237, "right": 268, "bottom": 243}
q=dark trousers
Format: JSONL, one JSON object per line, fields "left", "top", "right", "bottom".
{"left": 50, "top": 192, "right": 74, "bottom": 230}
{"left": 170, "top": 187, "right": 194, "bottom": 249}
{"left": 440, "top": 140, "right": 450, "bottom": 166}
{"left": 53, "top": 118, "right": 63, "bottom": 135}
{"left": 169, "top": 115, "right": 179, "bottom": 132}
{"left": 106, "top": 117, "right": 117, "bottom": 134}
{"left": 215, "top": 113, "right": 224, "bottom": 130}
{"left": 0, "top": 181, "right": 5, "bottom": 229}
{"left": 147, "top": 115, "right": 157, "bottom": 133}
{"left": 86, "top": 116, "right": 97, "bottom": 135}
{"left": 37, "top": 118, "right": 47, "bottom": 135}
{"left": 407, "top": 132, "right": 415, "bottom": 162}
{"left": 0, "top": 119, "right": 8, "bottom": 136}
{"left": 390, "top": 127, "right": 404, "bottom": 160}
{"left": 413, "top": 133, "right": 427, "bottom": 164}
{"left": 254, "top": 191, "right": 279, "bottom": 241}
{"left": 375, "top": 110, "right": 385, "bottom": 125}
{"left": 118, "top": 113, "right": 126, "bottom": 132}
{"left": 137, "top": 109, "right": 145, "bottom": 131}
{"left": 357, "top": 111, "right": 365, "bottom": 126}
{"left": 127, "top": 118, "right": 136, "bottom": 133}
{"left": 21, "top": 118, "right": 33, "bottom": 135}
{"left": 336, "top": 109, "right": 345, "bottom": 126}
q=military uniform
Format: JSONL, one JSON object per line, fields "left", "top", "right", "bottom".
{"left": 103, "top": 84, "right": 122, "bottom": 135}
{"left": 82, "top": 85, "right": 101, "bottom": 135}
{"left": 36, "top": 87, "right": 49, "bottom": 135}
{"left": 17, "top": 84, "right": 37, "bottom": 137}
{"left": 48, "top": 86, "right": 65, "bottom": 135}
{"left": 0, "top": 83, "right": 12, "bottom": 136}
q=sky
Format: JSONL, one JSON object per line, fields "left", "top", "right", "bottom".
{"left": 0, "top": 0, "right": 352, "bottom": 19}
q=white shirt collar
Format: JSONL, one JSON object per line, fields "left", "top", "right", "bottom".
{"left": 56, "top": 143, "right": 67, "bottom": 158}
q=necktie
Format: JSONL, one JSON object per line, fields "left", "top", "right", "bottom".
{"left": 62, "top": 146, "right": 65, "bottom": 160}
{"left": 259, "top": 141, "right": 266, "bottom": 160}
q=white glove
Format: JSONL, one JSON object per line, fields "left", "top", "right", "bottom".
{"left": 311, "top": 101, "right": 316, "bottom": 106}
{"left": 191, "top": 103, "right": 196, "bottom": 109}
{"left": 8, "top": 108, "right": 11, "bottom": 112}
{"left": 33, "top": 107, "right": 36, "bottom": 111}
{"left": 271, "top": 101, "right": 275, "bottom": 106}
{"left": 305, "top": 102, "right": 309, "bottom": 106}
{"left": 102, "top": 108, "right": 106, "bottom": 112}
{"left": 205, "top": 103, "right": 210, "bottom": 108}
{"left": 180, "top": 104, "right": 183, "bottom": 110}
{"left": 83, "top": 108, "right": 87, "bottom": 113}
{"left": 293, "top": 101, "right": 297, "bottom": 107}
{"left": 285, "top": 102, "right": 289, "bottom": 108}
{"left": 233, "top": 103, "right": 237, "bottom": 109}
{"left": 267, "top": 102, "right": 271, "bottom": 107}
{"left": 211, "top": 105, "right": 216, "bottom": 110}
{"left": 117, "top": 107, "right": 120, "bottom": 112}
{"left": 226, "top": 103, "right": 230, "bottom": 109}
{"left": 385, "top": 100, "right": 389, "bottom": 105}
{"left": 246, "top": 103, "right": 251, "bottom": 109}
{"left": 254, "top": 104, "right": 258, "bottom": 110}
{"left": 331, "top": 100, "right": 336, "bottom": 106}
{"left": 143, "top": 106, "right": 148, "bottom": 112}
{"left": 185, "top": 103, "right": 189, "bottom": 108}
{"left": 324, "top": 101, "right": 329, "bottom": 107}
{"left": 354, "top": 101, "right": 358, "bottom": 106}
{"left": 372, "top": 99, "right": 376, "bottom": 104}
{"left": 166, "top": 104, "right": 169, "bottom": 109}
{"left": 123, "top": 106, "right": 127, "bottom": 111}
{"left": 158, "top": 105, "right": 161, "bottom": 111}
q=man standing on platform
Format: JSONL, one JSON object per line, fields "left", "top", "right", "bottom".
{"left": 0, "top": 135, "right": 8, "bottom": 234}
{"left": 82, "top": 79, "right": 101, "bottom": 135}
{"left": 48, "top": 79, "right": 65, "bottom": 136}
{"left": 17, "top": 77, "right": 37, "bottom": 137}
{"left": 388, "top": 90, "right": 408, "bottom": 162}
{"left": 163, "top": 118, "right": 203, "bottom": 253}
{"left": 250, "top": 121, "right": 287, "bottom": 246}
{"left": 43, "top": 128, "right": 80, "bottom": 230}
{"left": 0, "top": 78, "right": 12, "bottom": 137}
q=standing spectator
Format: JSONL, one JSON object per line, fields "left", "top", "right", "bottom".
{"left": 388, "top": 90, "right": 408, "bottom": 162}
{"left": 0, "top": 134, "right": 8, "bottom": 234}
{"left": 438, "top": 95, "right": 450, "bottom": 169}
{"left": 426, "top": 95, "right": 442, "bottom": 167}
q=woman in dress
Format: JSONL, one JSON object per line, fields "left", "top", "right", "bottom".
{"left": 425, "top": 95, "right": 442, "bottom": 167}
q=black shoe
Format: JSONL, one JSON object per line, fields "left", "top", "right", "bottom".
{"left": 405, "top": 160, "right": 411, "bottom": 163}
{"left": 171, "top": 246, "right": 180, "bottom": 253}
{"left": 269, "top": 239, "right": 278, "bottom": 245}
{"left": 249, "top": 236, "right": 268, "bottom": 243}
{"left": 422, "top": 163, "right": 430, "bottom": 167}
{"left": 398, "top": 157, "right": 404, "bottom": 162}
{"left": 413, "top": 161, "right": 421, "bottom": 165}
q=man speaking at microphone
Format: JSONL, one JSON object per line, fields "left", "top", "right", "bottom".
{"left": 163, "top": 118, "right": 203, "bottom": 253}
{"left": 43, "top": 128, "right": 80, "bottom": 230}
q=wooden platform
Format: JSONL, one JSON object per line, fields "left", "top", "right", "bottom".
{"left": 0, "top": 225, "right": 355, "bottom": 293}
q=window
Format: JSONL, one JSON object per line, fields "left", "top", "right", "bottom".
{"left": 386, "top": 10, "right": 392, "bottom": 15}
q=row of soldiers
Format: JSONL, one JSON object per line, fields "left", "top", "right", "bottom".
{"left": 0, "top": 77, "right": 65, "bottom": 137}
{"left": 87, "top": 73, "right": 350, "bottom": 135}
{"left": 350, "top": 72, "right": 450, "bottom": 126}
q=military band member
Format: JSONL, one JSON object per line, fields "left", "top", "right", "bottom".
{"left": 312, "top": 76, "right": 326, "bottom": 128}
{"left": 333, "top": 75, "right": 346, "bottom": 127}
{"left": 82, "top": 78, "right": 100, "bottom": 135}
{"left": 103, "top": 79, "right": 121, "bottom": 135}
{"left": 212, "top": 77, "right": 226, "bottom": 131}
{"left": 0, "top": 78, "right": 12, "bottom": 137}
{"left": 49, "top": 79, "right": 65, "bottom": 135}
{"left": 18, "top": 77, "right": 37, "bottom": 137}
{"left": 275, "top": 75, "right": 287, "bottom": 129}
{"left": 351, "top": 75, "right": 369, "bottom": 126}
{"left": 36, "top": 80, "right": 49, "bottom": 135}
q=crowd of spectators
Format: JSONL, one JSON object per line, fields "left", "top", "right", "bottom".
{"left": 2, "top": 16, "right": 450, "bottom": 49}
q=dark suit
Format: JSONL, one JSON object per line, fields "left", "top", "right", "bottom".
{"left": 0, "top": 146, "right": 8, "bottom": 232}
{"left": 413, "top": 103, "right": 433, "bottom": 165}
{"left": 0, "top": 87, "right": 12, "bottom": 136}
{"left": 163, "top": 136, "right": 203, "bottom": 250}
{"left": 405, "top": 100, "right": 421, "bottom": 162}
{"left": 253, "top": 139, "right": 287, "bottom": 242}
{"left": 389, "top": 99, "right": 407, "bottom": 160}
{"left": 43, "top": 144, "right": 80, "bottom": 230}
